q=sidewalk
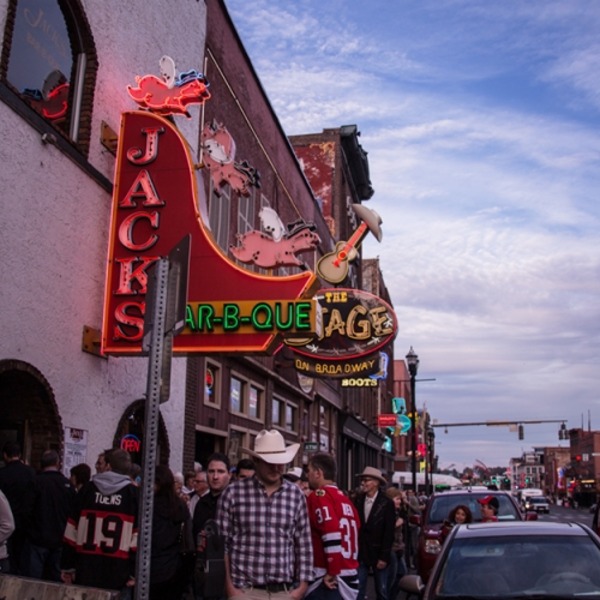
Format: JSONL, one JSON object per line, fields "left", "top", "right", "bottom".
{"left": 0, "top": 574, "right": 119, "bottom": 599}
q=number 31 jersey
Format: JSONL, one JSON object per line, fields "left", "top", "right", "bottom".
{"left": 307, "top": 484, "right": 360, "bottom": 576}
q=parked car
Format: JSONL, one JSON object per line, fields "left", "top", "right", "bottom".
{"left": 401, "top": 521, "right": 600, "bottom": 599}
{"left": 524, "top": 495, "right": 550, "bottom": 513}
{"left": 412, "top": 489, "right": 537, "bottom": 582}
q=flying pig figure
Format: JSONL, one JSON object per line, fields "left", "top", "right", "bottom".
{"left": 201, "top": 119, "right": 260, "bottom": 197}
{"left": 230, "top": 220, "right": 320, "bottom": 269}
{"left": 127, "top": 55, "right": 210, "bottom": 118}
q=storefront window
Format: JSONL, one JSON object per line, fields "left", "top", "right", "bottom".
{"left": 230, "top": 376, "right": 243, "bottom": 413}
{"left": 2, "top": 0, "right": 97, "bottom": 152}
{"left": 249, "top": 385, "right": 260, "bottom": 419}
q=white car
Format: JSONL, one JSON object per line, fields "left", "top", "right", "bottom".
{"left": 524, "top": 496, "right": 550, "bottom": 513}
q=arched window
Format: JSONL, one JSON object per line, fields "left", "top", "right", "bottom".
{"left": 1, "top": 0, "right": 97, "bottom": 155}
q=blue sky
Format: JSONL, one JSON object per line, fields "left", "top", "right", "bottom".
{"left": 225, "top": 0, "right": 600, "bottom": 471}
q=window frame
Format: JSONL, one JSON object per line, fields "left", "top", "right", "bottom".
{"left": 0, "top": 0, "right": 98, "bottom": 158}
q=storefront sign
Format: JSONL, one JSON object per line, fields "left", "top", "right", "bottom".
{"left": 378, "top": 414, "right": 398, "bottom": 427}
{"left": 102, "top": 111, "right": 319, "bottom": 355}
{"left": 287, "top": 289, "right": 397, "bottom": 378}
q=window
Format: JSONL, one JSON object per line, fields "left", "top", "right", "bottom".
{"left": 285, "top": 404, "right": 297, "bottom": 432}
{"left": 230, "top": 376, "right": 243, "bottom": 413}
{"left": 204, "top": 361, "right": 221, "bottom": 407}
{"left": 1, "top": 0, "right": 98, "bottom": 154}
{"left": 208, "top": 184, "right": 231, "bottom": 251}
{"left": 238, "top": 189, "right": 255, "bottom": 235}
{"left": 272, "top": 396, "right": 297, "bottom": 432}
{"left": 248, "top": 385, "right": 260, "bottom": 419}
{"left": 272, "top": 398, "right": 282, "bottom": 426}
{"left": 229, "top": 373, "right": 263, "bottom": 420}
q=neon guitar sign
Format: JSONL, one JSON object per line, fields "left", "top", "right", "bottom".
{"left": 316, "top": 204, "right": 382, "bottom": 284}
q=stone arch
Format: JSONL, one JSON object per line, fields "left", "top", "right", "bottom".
{"left": 0, "top": 359, "right": 63, "bottom": 468}
{"left": 114, "top": 399, "right": 170, "bottom": 467}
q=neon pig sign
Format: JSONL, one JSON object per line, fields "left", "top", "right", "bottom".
{"left": 102, "top": 111, "right": 319, "bottom": 355}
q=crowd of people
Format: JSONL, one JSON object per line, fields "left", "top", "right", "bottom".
{"left": 0, "top": 434, "right": 436, "bottom": 600}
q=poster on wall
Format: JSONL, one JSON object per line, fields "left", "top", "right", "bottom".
{"left": 63, "top": 426, "right": 88, "bottom": 478}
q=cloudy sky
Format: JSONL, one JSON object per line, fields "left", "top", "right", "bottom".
{"left": 225, "top": 0, "right": 600, "bottom": 471}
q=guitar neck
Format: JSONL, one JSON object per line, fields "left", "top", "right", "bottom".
{"left": 334, "top": 222, "right": 368, "bottom": 266}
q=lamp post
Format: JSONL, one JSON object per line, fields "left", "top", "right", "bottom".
{"left": 406, "top": 346, "right": 419, "bottom": 492}
{"left": 427, "top": 428, "right": 436, "bottom": 495}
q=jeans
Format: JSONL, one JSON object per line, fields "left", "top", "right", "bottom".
{"left": 306, "top": 582, "right": 343, "bottom": 600}
{"left": 387, "top": 552, "right": 407, "bottom": 600}
{"left": 22, "top": 541, "right": 62, "bottom": 581}
{"left": 358, "top": 562, "right": 389, "bottom": 600}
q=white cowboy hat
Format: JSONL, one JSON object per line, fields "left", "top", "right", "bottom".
{"left": 356, "top": 466, "right": 387, "bottom": 485}
{"left": 242, "top": 430, "right": 300, "bottom": 465}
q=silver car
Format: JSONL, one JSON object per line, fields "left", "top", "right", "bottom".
{"left": 524, "top": 495, "right": 550, "bottom": 513}
{"left": 401, "top": 521, "right": 600, "bottom": 598}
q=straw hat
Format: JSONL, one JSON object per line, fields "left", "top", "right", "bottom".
{"left": 241, "top": 429, "right": 300, "bottom": 465}
{"left": 356, "top": 466, "right": 387, "bottom": 485}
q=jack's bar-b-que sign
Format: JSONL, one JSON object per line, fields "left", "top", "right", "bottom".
{"left": 102, "top": 111, "right": 319, "bottom": 355}
{"left": 286, "top": 288, "right": 398, "bottom": 378}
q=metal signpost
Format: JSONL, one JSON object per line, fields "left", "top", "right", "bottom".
{"left": 135, "top": 236, "right": 190, "bottom": 600}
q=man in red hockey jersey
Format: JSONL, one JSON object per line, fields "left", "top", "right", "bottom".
{"left": 306, "top": 452, "right": 360, "bottom": 600}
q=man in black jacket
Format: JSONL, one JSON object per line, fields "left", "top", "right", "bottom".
{"left": 0, "top": 441, "right": 35, "bottom": 574}
{"left": 354, "top": 467, "right": 395, "bottom": 600}
{"left": 192, "top": 452, "right": 231, "bottom": 599}
{"left": 22, "top": 449, "right": 75, "bottom": 581}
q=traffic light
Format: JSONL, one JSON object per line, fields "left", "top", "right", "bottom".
{"left": 518, "top": 424, "right": 524, "bottom": 440}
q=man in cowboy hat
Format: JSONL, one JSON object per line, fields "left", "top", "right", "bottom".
{"left": 216, "top": 430, "right": 313, "bottom": 600}
{"left": 353, "top": 467, "right": 395, "bottom": 600}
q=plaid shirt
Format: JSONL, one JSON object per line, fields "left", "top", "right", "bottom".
{"left": 217, "top": 476, "right": 313, "bottom": 587}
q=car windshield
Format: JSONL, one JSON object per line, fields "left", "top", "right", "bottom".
{"left": 530, "top": 498, "right": 547, "bottom": 504}
{"left": 433, "top": 534, "right": 600, "bottom": 598}
{"left": 428, "top": 495, "right": 519, "bottom": 524}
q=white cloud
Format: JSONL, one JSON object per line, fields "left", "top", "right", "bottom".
{"left": 226, "top": 0, "right": 600, "bottom": 468}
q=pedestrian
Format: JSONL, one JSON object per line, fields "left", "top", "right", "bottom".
{"left": 234, "top": 458, "right": 255, "bottom": 480}
{"left": 477, "top": 496, "right": 499, "bottom": 522}
{"left": 94, "top": 450, "right": 110, "bottom": 474}
{"left": 189, "top": 471, "right": 209, "bottom": 517}
{"left": 192, "top": 452, "right": 231, "bottom": 599}
{"left": 69, "top": 463, "right": 91, "bottom": 493}
{"left": 217, "top": 429, "right": 313, "bottom": 600}
{"left": 404, "top": 489, "right": 421, "bottom": 569}
{"left": 61, "top": 448, "right": 138, "bottom": 598}
{"left": 305, "top": 452, "right": 360, "bottom": 600}
{"left": 0, "top": 489, "right": 15, "bottom": 574}
{"left": 440, "top": 504, "right": 472, "bottom": 541}
{"left": 385, "top": 488, "right": 407, "bottom": 600}
{"left": 284, "top": 467, "right": 311, "bottom": 496}
{"left": 354, "top": 467, "right": 395, "bottom": 600}
{"left": 0, "top": 441, "right": 35, "bottom": 574}
{"left": 150, "top": 465, "right": 194, "bottom": 600}
{"left": 22, "top": 449, "right": 76, "bottom": 581}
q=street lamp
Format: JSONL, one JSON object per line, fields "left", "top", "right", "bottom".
{"left": 406, "top": 346, "right": 419, "bottom": 492}
{"left": 427, "top": 428, "right": 436, "bottom": 495}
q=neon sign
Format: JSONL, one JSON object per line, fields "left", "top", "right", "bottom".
{"left": 286, "top": 288, "right": 397, "bottom": 378}
{"left": 121, "top": 434, "right": 141, "bottom": 453}
{"left": 102, "top": 111, "right": 318, "bottom": 355}
{"left": 185, "top": 300, "right": 314, "bottom": 333}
